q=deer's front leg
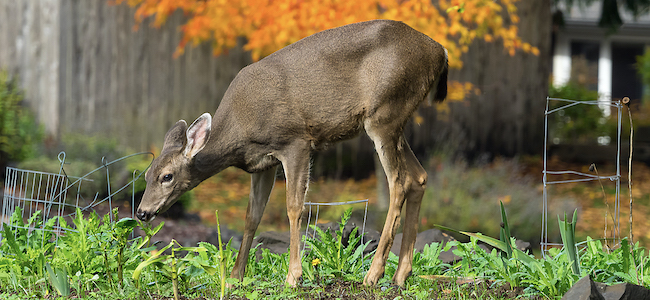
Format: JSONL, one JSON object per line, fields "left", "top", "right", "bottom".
{"left": 230, "top": 167, "right": 277, "bottom": 283}
{"left": 278, "top": 143, "right": 311, "bottom": 287}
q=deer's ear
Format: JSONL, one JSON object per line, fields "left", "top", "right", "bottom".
{"left": 184, "top": 113, "right": 212, "bottom": 158}
{"left": 162, "top": 120, "right": 188, "bottom": 151}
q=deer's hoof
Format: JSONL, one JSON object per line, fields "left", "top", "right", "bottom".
{"left": 393, "top": 269, "right": 412, "bottom": 287}
{"left": 285, "top": 272, "right": 302, "bottom": 287}
{"left": 363, "top": 270, "right": 384, "bottom": 286}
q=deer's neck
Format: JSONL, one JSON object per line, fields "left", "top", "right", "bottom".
{"left": 191, "top": 116, "right": 243, "bottom": 178}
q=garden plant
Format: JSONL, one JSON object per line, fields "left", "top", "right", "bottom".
{"left": 0, "top": 202, "right": 649, "bottom": 299}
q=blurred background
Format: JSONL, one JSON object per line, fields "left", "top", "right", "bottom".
{"left": 2, "top": 0, "right": 650, "bottom": 252}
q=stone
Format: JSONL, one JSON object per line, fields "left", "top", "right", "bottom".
{"left": 207, "top": 225, "right": 243, "bottom": 250}
{"left": 611, "top": 282, "right": 650, "bottom": 300}
{"left": 390, "top": 228, "right": 460, "bottom": 264}
{"left": 515, "top": 239, "right": 532, "bottom": 253}
{"left": 561, "top": 275, "right": 650, "bottom": 300}
{"left": 253, "top": 231, "right": 293, "bottom": 256}
{"left": 561, "top": 276, "right": 606, "bottom": 300}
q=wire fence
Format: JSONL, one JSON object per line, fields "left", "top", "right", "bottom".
{"left": 542, "top": 97, "right": 623, "bottom": 255}
{"left": 1, "top": 152, "right": 153, "bottom": 247}
{"left": 302, "top": 199, "right": 369, "bottom": 254}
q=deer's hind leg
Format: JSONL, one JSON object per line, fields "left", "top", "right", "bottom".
{"left": 363, "top": 126, "right": 427, "bottom": 286}
{"left": 393, "top": 140, "right": 427, "bottom": 285}
{"left": 230, "top": 166, "right": 277, "bottom": 281}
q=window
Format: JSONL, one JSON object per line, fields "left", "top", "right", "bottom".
{"left": 570, "top": 41, "right": 600, "bottom": 92}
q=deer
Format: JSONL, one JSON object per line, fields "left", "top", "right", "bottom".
{"left": 136, "top": 19, "right": 448, "bottom": 287}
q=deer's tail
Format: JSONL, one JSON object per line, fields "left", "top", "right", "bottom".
{"left": 432, "top": 48, "right": 448, "bottom": 103}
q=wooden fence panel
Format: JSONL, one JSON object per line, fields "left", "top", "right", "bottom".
{"left": 0, "top": 0, "right": 550, "bottom": 164}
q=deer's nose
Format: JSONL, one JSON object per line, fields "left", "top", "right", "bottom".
{"left": 136, "top": 209, "right": 151, "bottom": 221}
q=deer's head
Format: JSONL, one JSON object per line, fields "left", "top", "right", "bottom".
{"left": 136, "top": 113, "right": 212, "bottom": 222}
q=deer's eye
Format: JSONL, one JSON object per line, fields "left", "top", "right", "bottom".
{"left": 162, "top": 174, "right": 173, "bottom": 183}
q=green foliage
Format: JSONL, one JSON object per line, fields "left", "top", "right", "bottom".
{"left": 436, "top": 203, "right": 650, "bottom": 298}
{"left": 637, "top": 47, "right": 650, "bottom": 101}
{"left": 3, "top": 207, "right": 650, "bottom": 299}
{"left": 133, "top": 239, "right": 212, "bottom": 300}
{"left": 45, "top": 263, "right": 70, "bottom": 296}
{"left": 548, "top": 82, "right": 607, "bottom": 144}
{"left": 0, "top": 71, "right": 42, "bottom": 164}
{"left": 412, "top": 242, "right": 446, "bottom": 276}
{"left": 303, "top": 208, "right": 373, "bottom": 283}
{"left": 558, "top": 209, "right": 580, "bottom": 275}
{"left": 54, "top": 134, "right": 122, "bottom": 164}
{"left": 422, "top": 156, "right": 574, "bottom": 244}
{"left": 0, "top": 207, "right": 57, "bottom": 279}
{"left": 581, "top": 237, "right": 650, "bottom": 286}
{"left": 519, "top": 246, "right": 579, "bottom": 298}
{"left": 499, "top": 201, "right": 513, "bottom": 259}
{"left": 122, "top": 154, "right": 152, "bottom": 197}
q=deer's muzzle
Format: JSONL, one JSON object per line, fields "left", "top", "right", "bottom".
{"left": 136, "top": 209, "right": 155, "bottom": 222}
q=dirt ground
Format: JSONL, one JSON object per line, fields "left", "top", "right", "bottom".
{"left": 130, "top": 278, "right": 541, "bottom": 300}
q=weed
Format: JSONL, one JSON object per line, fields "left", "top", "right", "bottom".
{"left": 45, "top": 262, "right": 70, "bottom": 296}
{"left": 303, "top": 207, "right": 373, "bottom": 283}
{"left": 2, "top": 204, "right": 650, "bottom": 299}
{"left": 0, "top": 71, "right": 42, "bottom": 166}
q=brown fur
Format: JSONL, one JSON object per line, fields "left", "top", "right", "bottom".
{"left": 137, "top": 19, "right": 448, "bottom": 287}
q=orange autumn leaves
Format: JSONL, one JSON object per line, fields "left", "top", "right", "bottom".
{"left": 113, "top": 0, "right": 538, "bottom": 106}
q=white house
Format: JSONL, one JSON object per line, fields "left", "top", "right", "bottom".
{"left": 552, "top": 2, "right": 650, "bottom": 112}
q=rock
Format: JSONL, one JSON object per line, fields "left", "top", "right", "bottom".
{"left": 478, "top": 239, "right": 532, "bottom": 254}
{"left": 390, "top": 228, "right": 460, "bottom": 264}
{"left": 561, "top": 276, "right": 606, "bottom": 300}
{"left": 253, "top": 231, "right": 293, "bottom": 256}
{"left": 561, "top": 275, "right": 650, "bottom": 300}
{"left": 207, "top": 225, "right": 243, "bottom": 250}
{"left": 515, "top": 239, "right": 532, "bottom": 253}
{"left": 600, "top": 282, "right": 650, "bottom": 300}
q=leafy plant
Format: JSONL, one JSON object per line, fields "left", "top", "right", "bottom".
{"left": 185, "top": 211, "right": 237, "bottom": 299}
{"left": 55, "top": 208, "right": 101, "bottom": 283}
{"left": 303, "top": 207, "right": 372, "bottom": 282}
{"left": 498, "top": 201, "right": 514, "bottom": 259}
{"left": 0, "top": 207, "right": 58, "bottom": 279}
{"left": 45, "top": 263, "right": 70, "bottom": 296}
{"left": 0, "top": 71, "right": 42, "bottom": 165}
{"left": 636, "top": 48, "right": 650, "bottom": 101}
{"left": 133, "top": 240, "right": 211, "bottom": 300}
{"left": 558, "top": 209, "right": 580, "bottom": 275}
{"left": 112, "top": 216, "right": 139, "bottom": 287}
{"left": 548, "top": 82, "right": 606, "bottom": 144}
{"left": 4, "top": 205, "right": 650, "bottom": 299}
{"left": 519, "top": 247, "right": 578, "bottom": 298}
{"left": 434, "top": 204, "right": 584, "bottom": 298}
{"left": 412, "top": 242, "right": 445, "bottom": 276}
{"left": 138, "top": 219, "right": 164, "bottom": 249}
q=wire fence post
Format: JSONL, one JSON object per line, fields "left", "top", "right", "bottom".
{"left": 542, "top": 97, "right": 623, "bottom": 256}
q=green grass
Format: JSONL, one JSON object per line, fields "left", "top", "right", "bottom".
{"left": 1, "top": 205, "right": 649, "bottom": 300}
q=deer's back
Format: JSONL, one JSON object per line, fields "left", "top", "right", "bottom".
{"left": 218, "top": 19, "right": 446, "bottom": 150}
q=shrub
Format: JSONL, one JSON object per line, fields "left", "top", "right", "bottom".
{"left": 421, "top": 156, "right": 577, "bottom": 244}
{"left": 548, "top": 82, "right": 606, "bottom": 144}
{"left": 636, "top": 48, "right": 650, "bottom": 101}
{"left": 0, "top": 71, "right": 43, "bottom": 166}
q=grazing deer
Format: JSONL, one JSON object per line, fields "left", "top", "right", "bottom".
{"left": 136, "top": 19, "right": 448, "bottom": 287}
